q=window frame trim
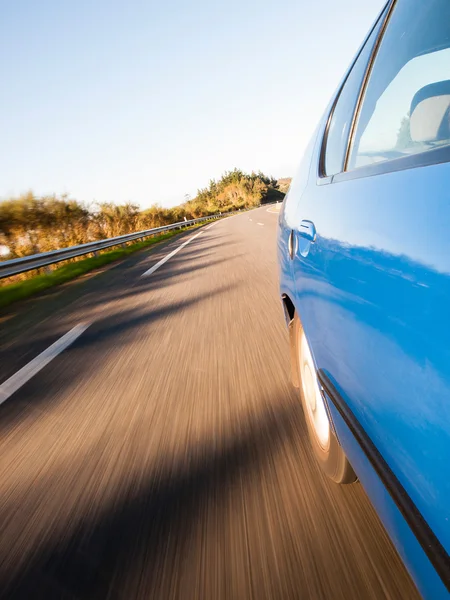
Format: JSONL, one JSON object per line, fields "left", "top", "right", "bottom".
{"left": 318, "top": 0, "right": 393, "bottom": 181}
{"left": 341, "top": 0, "right": 396, "bottom": 172}
{"left": 333, "top": 144, "right": 450, "bottom": 183}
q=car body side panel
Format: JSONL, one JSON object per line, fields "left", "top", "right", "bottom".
{"left": 281, "top": 115, "right": 450, "bottom": 592}
{"left": 326, "top": 397, "right": 448, "bottom": 600}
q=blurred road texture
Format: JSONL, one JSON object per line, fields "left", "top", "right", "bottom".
{"left": 0, "top": 207, "right": 420, "bottom": 599}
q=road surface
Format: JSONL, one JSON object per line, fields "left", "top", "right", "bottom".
{"left": 0, "top": 207, "right": 420, "bottom": 599}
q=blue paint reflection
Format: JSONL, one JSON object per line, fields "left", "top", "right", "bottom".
{"left": 294, "top": 234, "right": 450, "bottom": 550}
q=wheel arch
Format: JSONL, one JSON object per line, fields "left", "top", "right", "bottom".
{"left": 281, "top": 293, "right": 296, "bottom": 326}
{"left": 281, "top": 294, "right": 300, "bottom": 388}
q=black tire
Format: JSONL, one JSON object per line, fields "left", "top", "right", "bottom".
{"left": 293, "top": 314, "right": 356, "bottom": 484}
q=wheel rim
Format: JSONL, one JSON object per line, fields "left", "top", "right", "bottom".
{"left": 299, "top": 330, "right": 330, "bottom": 451}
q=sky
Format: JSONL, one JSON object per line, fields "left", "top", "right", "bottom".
{"left": 1, "top": 0, "right": 385, "bottom": 208}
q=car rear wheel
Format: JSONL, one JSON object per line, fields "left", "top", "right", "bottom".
{"left": 294, "top": 314, "right": 356, "bottom": 484}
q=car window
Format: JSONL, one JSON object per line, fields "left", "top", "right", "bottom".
{"left": 323, "top": 15, "right": 384, "bottom": 177}
{"left": 348, "top": 0, "right": 450, "bottom": 171}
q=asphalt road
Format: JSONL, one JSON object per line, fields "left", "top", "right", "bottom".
{"left": 0, "top": 206, "right": 420, "bottom": 599}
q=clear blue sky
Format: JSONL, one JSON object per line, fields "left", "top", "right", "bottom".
{"left": 1, "top": 0, "right": 385, "bottom": 208}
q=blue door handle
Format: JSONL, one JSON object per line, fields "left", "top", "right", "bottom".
{"left": 299, "top": 220, "right": 316, "bottom": 242}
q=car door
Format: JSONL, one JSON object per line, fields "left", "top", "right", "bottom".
{"left": 278, "top": 2, "right": 386, "bottom": 323}
{"left": 291, "top": 0, "right": 450, "bottom": 594}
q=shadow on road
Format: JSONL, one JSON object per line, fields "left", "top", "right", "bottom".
{"left": 1, "top": 396, "right": 304, "bottom": 599}
{"left": 0, "top": 280, "right": 242, "bottom": 436}
{"left": 0, "top": 226, "right": 242, "bottom": 383}
{"left": 0, "top": 230, "right": 237, "bottom": 350}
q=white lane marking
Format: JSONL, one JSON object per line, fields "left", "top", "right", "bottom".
{"left": 141, "top": 230, "right": 204, "bottom": 277}
{"left": 267, "top": 205, "right": 281, "bottom": 214}
{"left": 205, "top": 221, "right": 220, "bottom": 230}
{"left": 249, "top": 218, "right": 252, "bottom": 221}
{"left": 257, "top": 222, "right": 264, "bottom": 226}
{"left": 205, "top": 213, "right": 236, "bottom": 228}
{"left": 0, "top": 323, "right": 90, "bottom": 406}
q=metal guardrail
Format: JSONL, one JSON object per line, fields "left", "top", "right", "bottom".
{"left": 0, "top": 213, "right": 232, "bottom": 280}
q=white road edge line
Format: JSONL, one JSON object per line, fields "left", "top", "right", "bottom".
{"left": 206, "top": 213, "right": 236, "bottom": 229}
{"left": 0, "top": 323, "right": 90, "bottom": 406}
{"left": 141, "top": 230, "right": 204, "bottom": 277}
{"left": 205, "top": 221, "right": 220, "bottom": 230}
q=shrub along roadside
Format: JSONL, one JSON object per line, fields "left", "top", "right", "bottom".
{"left": 0, "top": 225, "right": 202, "bottom": 311}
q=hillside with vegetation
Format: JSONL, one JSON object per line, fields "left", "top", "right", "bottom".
{"left": 277, "top": 178, "right": 292, "bottom": 194}
{"left": 0, "top": 169, "right": 285, "bottom": 265}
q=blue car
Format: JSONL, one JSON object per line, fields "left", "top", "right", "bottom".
{"left": 277, "top": 0, "right": 450, "bottom": 597}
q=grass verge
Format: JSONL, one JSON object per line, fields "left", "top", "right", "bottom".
{"left": 0, "top": 225, "right": 204, "bottom": 311}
